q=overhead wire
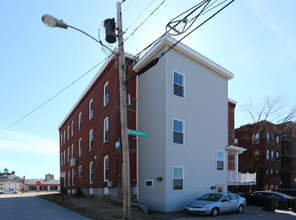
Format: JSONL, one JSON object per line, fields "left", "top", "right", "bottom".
{"left": 0, "top": 54, "right": 114, "bottom": 135}
{"left": 158, "top": 0, "right": 235, "bottom": 59}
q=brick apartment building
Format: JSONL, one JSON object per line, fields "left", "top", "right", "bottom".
{"left": 58, "top": 53, "right": 138, "bottom": 198}
{"left": 235, "top": 120, "right": 296, "bottom": 190}
{"left": 59, "top": 36, "right": 256, "bottom": 211}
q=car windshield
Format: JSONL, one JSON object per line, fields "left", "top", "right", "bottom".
{"left": 198, "top": 194, "right": 223, "bottom": 201}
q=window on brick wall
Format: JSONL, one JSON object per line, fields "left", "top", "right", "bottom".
{"left": 79, "top": 138, "right": 82, "bottom": 157}
{"left": 104, "top": 156, "right": 109, "bottom": 182}
{"left": 72, "top": 169, "right": 74, "bottom": 186}
{"left": 78, "top": 112, "right": 82, "bottom": 130}
{"left": 104, "top": 81, "right": 109, "bottom": 106}
{"left": 89, "top": 129, "right": 93, "bottom": 151}
{"left": 79, "top": 165, "right": 82, "bottom": 178}
{"left": 89, "top": 161, "right": 94, "bottom": 183}
{"left": 71, "top": 121, "right": 74, "bottom": 137}
{"left": 89, "top": 99, "right": 93, "bottom": 120}
{"left": 104, "top": 117, "right": 109, "bottom": 143}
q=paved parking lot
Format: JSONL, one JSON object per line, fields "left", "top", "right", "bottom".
{"left": 151, "top": 205, "right": 296, "bottom": 220}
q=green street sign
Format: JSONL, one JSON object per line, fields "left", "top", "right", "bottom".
{"left": 115, "top": 141, "right": 121, "bottom": 148}
{"left": 128, "top": 129, "right": 148, "bottom": 137}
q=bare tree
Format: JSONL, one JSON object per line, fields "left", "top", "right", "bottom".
{"left": 237, "top": 95, "right": 296, "bottom": 190}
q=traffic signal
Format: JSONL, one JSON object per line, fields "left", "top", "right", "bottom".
{"left": 104, "top": 18, "right": 116, "bottom": 44}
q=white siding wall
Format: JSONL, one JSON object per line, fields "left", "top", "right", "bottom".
{"left": 138, "top": 46, "right": 229, "bottom": 212}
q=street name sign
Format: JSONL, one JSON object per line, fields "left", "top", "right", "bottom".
{"left": 128, "top": 129, "right": 148, "bottom": 137}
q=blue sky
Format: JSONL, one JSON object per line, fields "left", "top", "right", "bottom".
{"left": 0, "top": 0, "right": 295, "bottom": 179}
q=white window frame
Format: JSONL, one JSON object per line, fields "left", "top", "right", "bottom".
{"left": 71, "top": 121, "right": 74, "bottom": 137}
{"left": 68, "top": 170, "right": 70, "bottom": 186}
{"left": 79, "top": 165, "right": 82, "bottom": 178}
{"left": 172, "top": 70, "right": 185, "bottom": 98}
{"left": 78, "top": 112, "right": 82, "bottom": 130}
{"left": 103, "top": 81, "right": 109, "bottom": 106}
{"left": 89, "top": 99, "right": 93, "bottom": 120}
{"left": 67, "top": 147, "right": 70, "bottom": 163}
{"left": 216, "top": 150, "right": 225, "bottom": 171}
{"left": 60, "top": 134, "right": 63, "bottom": 146}
{"left": 63, "top": 150, "right": 66, "bottom": 165}
{"left": 72, "top": 169, "right": 74, "bottom": 186}
{"left": 172, "top": 118, "right": 185, "bottom": 145}
{"left": 63, "top": 130, "right": 66, "bottom": 144}
{"left": 104, "top": 155, "right": 109, "bottom": 182}
{"left": 145, "top": 180, "right": 153, "bottom": 188}
{"left": 89, "top": 161, "right": 93, "bottom": 183}
{"left": 64, "top": 172, "right": 66, "bottom": 187}
{"left": 71, "top": 144, "right": 74, "bottom": 159}
{"left": 79, "top": 138, "right": 82, "bottom": 157}
{"left": 67, "top": 125, "right": 70, "bottom": 140}
{"left": 172, "top": 166, "right": 184, "bottom": 191}
{"left": 61, "top": 152, "right": 63, "bottom": 166}
{"left": 104, "top": 117, "right": 109, "bottom": 143}
{"left": 89, "top": 129, "right": 93, "bottom": 151}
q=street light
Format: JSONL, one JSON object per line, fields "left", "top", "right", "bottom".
{"left": 41, "top": 14, "right": 111, "bottom": 51}
{"left": 42, "top": 14, "right": 68, "bottom": 29}
{"left": 42, "top": 8, "right": 131, "bottom": 219}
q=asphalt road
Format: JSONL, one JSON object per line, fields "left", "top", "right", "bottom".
{"left": 0, "top": 193, "right": 89, "bottom": 220}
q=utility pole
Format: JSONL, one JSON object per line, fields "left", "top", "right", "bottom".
{"left": 116, "top": 2, "right": 131, "bottom": 220}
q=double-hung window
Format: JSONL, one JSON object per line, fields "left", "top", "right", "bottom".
{"left": 89, "top": 129, "right": 93, "bottom": 151}
{"left": 173, "top": 71, "right": 184, "bottom": 98}
{"left": 89, "top": 161, "right": 93, "bottom": 183}
{"left": 71, "top": 121, "right": 74, "bottom": 137}
{"left": 216, "top": 151, "right": 224, "bottom": 170}
{"left": 104, "top": 81, "right": 109, "bottom": 106}
{"left": 104, "top": 117, "right": 109, "bottom": 143}
{"left": 89, "top": 99, "right": 93, "bottom": 119}
{"left": 173, "top": 119, "right": 184, "bottom": 144}
{"left": 78, "top": 112, "right": 82, "bottom": 130}
{"left": 72, "top": 169, "right": 74, "bottom": 186}
{"left": 104, "top": 156, "right": 109, "bottom": 181}
{"left": 79, "top": 138, "right": 82, "bottom": 157}
{"left": 172, "top": 166, "right": 184, "bottom": 191}
{"left": 79, "top": 165, "right": 82, "bottom": 178}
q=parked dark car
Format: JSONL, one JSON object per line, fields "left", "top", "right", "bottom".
{"left": 245, "top": 191, "right": 295, "bottom": 209}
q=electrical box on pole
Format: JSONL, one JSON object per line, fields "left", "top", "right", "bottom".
{"left": 104, "top": 18, "right": 116, "bottom": 44}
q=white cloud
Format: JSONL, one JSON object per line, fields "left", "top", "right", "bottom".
{"left": 0, "top": 130, "right": 59, "bottom": 156}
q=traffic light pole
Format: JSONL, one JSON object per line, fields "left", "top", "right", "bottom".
{"left": 116, "top": 2, "right": 131, "bottom": 220}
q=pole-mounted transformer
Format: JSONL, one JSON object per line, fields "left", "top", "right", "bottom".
{"left": 104, "top": 18, "right": 116, "bottom": 44}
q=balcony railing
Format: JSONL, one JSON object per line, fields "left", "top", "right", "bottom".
{"left": 227, "top": 171, "right": 256, "bottom": 184}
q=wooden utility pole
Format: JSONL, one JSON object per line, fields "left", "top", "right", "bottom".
{"left": 116, "top": 2, "right": 131, "bottom": 220}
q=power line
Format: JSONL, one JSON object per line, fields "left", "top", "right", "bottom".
{"left": 123, "top": 0, "right": 156, "bottom": 35}
{"left": 159, "top": 0, "right": 235, "bottom": 59}
{"left": 0, "top": 55, "right": 112, "bottom": 135}
{"left": 123, "top": 0, "right": 166, "bottom": 44}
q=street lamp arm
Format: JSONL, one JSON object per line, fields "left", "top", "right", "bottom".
{"left": 41, "top": 14, "right": 112, "bottom": 52}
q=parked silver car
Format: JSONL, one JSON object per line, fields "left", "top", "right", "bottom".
{"left": 184, "top": 193, "right": 246, "bottom": 217}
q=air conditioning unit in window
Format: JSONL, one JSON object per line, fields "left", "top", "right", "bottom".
{"left": 70, "top": 158, "right": 78, "bottom": 167}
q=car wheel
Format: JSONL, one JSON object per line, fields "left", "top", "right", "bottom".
{"left": 238, "top": 205, "right": 244, "bottom": 213}
{"left": 211, "top": 208, "right": 219, "bottom": 217}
